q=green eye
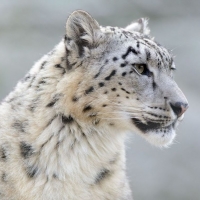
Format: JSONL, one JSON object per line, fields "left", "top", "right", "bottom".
{"left": 134, "top": 64, "right": 145, "bottom": 74}
{"left": 132, "top": 63, "right": 152, "bottom": 77}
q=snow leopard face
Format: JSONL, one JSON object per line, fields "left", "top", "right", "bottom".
{"left": 65, "top": 10, "right": 188, "bottom": 147}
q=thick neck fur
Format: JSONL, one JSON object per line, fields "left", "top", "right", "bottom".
{"left": 0, "top": 40, "right": 131, "bottom": 199}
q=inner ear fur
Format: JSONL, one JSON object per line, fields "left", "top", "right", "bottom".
{"left": 65, "top": 10, "right": 102, "bottom": 56}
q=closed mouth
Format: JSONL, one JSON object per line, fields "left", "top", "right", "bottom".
{"left": 131, "top": 118, "right": 175, "bottom": 133}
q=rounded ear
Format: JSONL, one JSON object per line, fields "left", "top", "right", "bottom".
{"left": 125, "top": 18, "right": 150, "bottom": 35}
{"left": 65, "top": 10, "right": 101, "bottom": 57}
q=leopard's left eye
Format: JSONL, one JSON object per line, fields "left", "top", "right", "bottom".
{"left": 132, "top": 63, "right": 151, "bottom": 77}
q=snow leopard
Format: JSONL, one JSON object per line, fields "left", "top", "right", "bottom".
{"left": 0, "top": 10, "right": 188, "bottom": 200}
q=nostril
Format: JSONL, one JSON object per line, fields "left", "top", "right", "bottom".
{"left": 170, "top": 102, "right": 188, "bottom": 117}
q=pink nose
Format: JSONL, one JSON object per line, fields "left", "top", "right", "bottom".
{"left": 170, "top": 102, "right": 189, "bottom": 118}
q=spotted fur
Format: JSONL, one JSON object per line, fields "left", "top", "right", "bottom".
{"left": 0, "top": 10, "right": 188, "bottom": 200}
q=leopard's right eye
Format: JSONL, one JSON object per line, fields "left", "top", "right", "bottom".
{"left": 134, "top": 64, "right": 146, "bottom": 74}
{"left": 132, "top": 63, "right": 152, "bottom": 77}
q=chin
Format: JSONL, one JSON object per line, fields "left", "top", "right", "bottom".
{"left": 131, "top": 118, "right": 179, "bottom": 148}
{"left": 142, "top": 129, "right": 176, "bottom": 148}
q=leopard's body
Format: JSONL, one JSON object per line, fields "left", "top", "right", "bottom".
{"left": 0, "top": 10, "right": 188, "bottom": 200}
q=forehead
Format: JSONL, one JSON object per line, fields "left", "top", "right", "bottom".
{"left": 102, "top": 26, "right": 174, "bottom": 69}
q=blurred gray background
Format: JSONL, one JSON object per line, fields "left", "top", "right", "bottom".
{"left": 0, "top": 0, "right": 199, "bottom": 199}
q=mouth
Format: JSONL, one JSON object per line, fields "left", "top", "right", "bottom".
{"left": 131, "top": 118, "right": 175, "bottom": 133}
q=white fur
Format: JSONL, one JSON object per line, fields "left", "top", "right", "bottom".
{"left": 0, "top": 10, "right": 188, "bottom": 200}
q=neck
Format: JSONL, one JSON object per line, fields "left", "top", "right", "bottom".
{"left": 26, "top": 115, "right": 126, "bottom": 182}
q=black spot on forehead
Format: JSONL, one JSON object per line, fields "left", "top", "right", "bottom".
{"left": 113, "top": 57, "right": 118, "bottom": 61}
{"left": 122, "top": 46, "right": 139, "bottom": 59}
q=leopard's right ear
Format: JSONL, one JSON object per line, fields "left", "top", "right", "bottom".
{"left": 65, "top": 10, "right": 102, "bottom": 57}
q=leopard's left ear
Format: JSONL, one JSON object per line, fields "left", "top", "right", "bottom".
{"left": 125, "top": 18, "right": 150, "bottom": 35}
{"left": 65, "top": 10, "right": 102, "bottom": 57}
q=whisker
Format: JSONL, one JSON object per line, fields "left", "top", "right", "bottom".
{"left": 97, "top": 111, "right": 142, "bottom": 116}
{"left": 101, "top": 116, "right": 142, "bottom": 120}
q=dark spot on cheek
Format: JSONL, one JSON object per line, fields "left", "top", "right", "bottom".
{"left": 121, "top": 88, "right": 130, "bottom": 94}
{"left": 94, "top": 66, "right": 104, "bottom": 79}
{"left": 105, "top": 70, "right": 116, "bottom": 81}
{"left": 120, "top": 63, "right": 127, "bottom": 68}
{"left": 99, "top": 82, "right": 105, "bottom": 87}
